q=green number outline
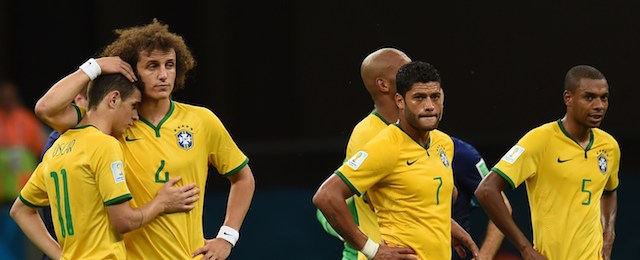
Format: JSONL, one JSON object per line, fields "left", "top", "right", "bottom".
{"left": 50, "top": 169, "right": 74, "bottom": 237}
{"left": 155, "top": 160, "right": 169, "bottom": 183}
{"left": 433, "top": 177, "right": 443, "bottom": 205}
{"left": 581, "top": 178, "right": 592, "bottom": 206}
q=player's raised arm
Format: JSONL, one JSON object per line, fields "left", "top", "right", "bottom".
{"left": 35, "top": 57, "right": 136, "bottom": 132}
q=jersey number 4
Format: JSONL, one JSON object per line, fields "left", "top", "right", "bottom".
{"left": 50, "top": 169, "right": 75, "bottom": 238}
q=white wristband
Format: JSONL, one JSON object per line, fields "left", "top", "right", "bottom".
{"left": 79, "top": 58, "right": 101, "bottom": 80}
{"left": 216, "top": 225, "right": 239, "bottom": 247}
{"left": 361, "top": 238, "right": 379, "bottom": 259}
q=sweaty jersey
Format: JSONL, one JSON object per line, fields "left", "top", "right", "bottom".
{"left": 336, "top": 124, "right": 454, "bottom": 260}
{"left": 493, "top": 120, "right": 620, "bottom": 260}
{"left": 19, "top": 126, "right": 132, "bottom": 260}
{"left": 120, "top": 101, "right": 248, "bottom": 259}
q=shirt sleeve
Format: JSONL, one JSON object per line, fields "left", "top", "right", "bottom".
{"left": 492, "top": 128, "right": 548, "bottom": 189}
{"left": 605, "top": 141, "right": 621, "bottom": 191}
{"left": 19, "top": 163, "right": 50, "bottom": 207}
{"left": 205, "top": 111, "right": 249, "bottom": 177}
{"left": 335, "top": 134, "right": 397, "bottom": 196}
{"left": 92, "top": 138, "right": 132, "bottom": 205}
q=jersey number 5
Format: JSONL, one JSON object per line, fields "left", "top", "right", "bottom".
{"left": 581, "top": 179, "right": 592, "bottom": 206}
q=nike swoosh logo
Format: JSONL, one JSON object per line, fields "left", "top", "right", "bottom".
{"left": 125, "top": 136, "right": 142, "bottom": 142}
{"left": 406, "top": 159, "right": 418, "bottom": 165}
{"left": 557, "top": 158, "right": 572, "bottom": 163}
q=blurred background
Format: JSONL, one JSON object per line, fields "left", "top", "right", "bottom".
{"left": 1, "top": 1, "right": 639, "bottom": 259}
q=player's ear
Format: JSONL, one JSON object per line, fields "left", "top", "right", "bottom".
{"left": 395, "top": 92, "right": 404, "bottom": 110}
{"left": 563, "top": 90, "right": 572, "bottom": 107}
{"left": 107, "top": 90, "right": 121, "bottom": 109}
{"left": 377, "top": 77, "right": 390, "bottom": 94}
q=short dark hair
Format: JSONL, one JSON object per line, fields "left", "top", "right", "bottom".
{"left": 87, "top": 74, "right": 140, "bottom": 110}
{"left": 564, "top": 65, "right": 605, "bottom": 92}
{"left": 396, "top": 61, "right": 441, "bottom": 96}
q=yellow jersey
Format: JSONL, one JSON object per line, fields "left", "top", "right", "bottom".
{"left": 120, "top": 101, "right": 248, "bottom": 259}
{"left": 346, "top": 112, "right": 389, "bottom": 260}
{"left": 336, "top": 124, "right": 454, "bottom": 260}
{"left": 493, "top": 120, "right": 620, "bottom": 260}
{"left": 19, "top": 125, "right": 132, "bottom": 260}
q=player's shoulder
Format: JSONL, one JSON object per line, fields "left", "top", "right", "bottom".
{"left": 521, "top": 121, "right": 558, "bottom": 140}
{"left": 430, "top": 129, "right": 454, "bottom": 144}
{"left": 172, "top": 100, "right": 224, "bottom": 124}
{"left": 592, "top": 127, "right": 618, "bottom": 141}
{"left": 66, "top": 126, "right": 119, "bottom": 149}
{"left": 173, "top": 100, "right": 216, "bottom": 116}
{"left": 592, "top": 127, "right": 621, "bottom": 149}
{"left": 351, "top": 113, "right": 388, "bottom": 137}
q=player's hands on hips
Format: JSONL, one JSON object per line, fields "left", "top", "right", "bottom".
{"left": 158, "top": 176, "right": 200, "bottom": 213}
{"left": 192, "top": 238, "right": 232, "bottom": 260}
{"left": 371, "top": 240, "right": 418, "bottom": 260}
{"left": 520, "top": 247, "right": 547, "bottom": 260}
{"left": 94, "top": 56, "right": 138, "bottom": 82}
{"left": 451, "top": 220, "right": 479, "bottom": 259}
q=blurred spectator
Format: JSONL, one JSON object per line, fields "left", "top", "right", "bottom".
{"left": 0, "top": 79, "right": 47, "bottom": 260}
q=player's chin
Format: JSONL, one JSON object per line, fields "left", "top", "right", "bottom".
{"left": 418, "top": 117, "right": 439, "bottom": 130}
{"left": 113, "top": 128, "right": 126, "bottom": 137}
{"left": 587, "top": 117, "right": 604, "bottom": 128}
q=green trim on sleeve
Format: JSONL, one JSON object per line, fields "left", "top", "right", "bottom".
{"left": 104, "top": 194, "right": 132, "bottom": 206}
{"left": 223, "top": 157, "right": 250, "bottom": 177}
{"left": 18, "top": 194, "right": 47, "bottom": 208}
{"left": 492, "top": 167, "right": 517, "bottom": 189}
{"left": 334, "top": 170, "right": 361, "bottom": 196}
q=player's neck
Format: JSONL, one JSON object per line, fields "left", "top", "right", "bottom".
{"left": 80, "top": 110, "right": 112, "bottom": 135}
{"left": 139, "top": 98, "right": 171, "bottom": 125}
{"left": 373, "top": 97, "right": 399, "bottom": 123}
{"left": 560, "top": 117, "right": 591, "bottom": 147}
{"left": 398, "top": 119, "right": 430, "bottom": 147}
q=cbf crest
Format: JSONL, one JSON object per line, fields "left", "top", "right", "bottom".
{"left": 597, "top": 149, "right": 609, "bottom": 174}
{"left": 175, "top": 125, "right": 194, "bottom": 150}
{"left": 436, "top": 145, "right": 450, "bottom": 168}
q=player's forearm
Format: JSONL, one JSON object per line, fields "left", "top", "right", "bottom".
{"left": 316, "top": 209, "right": 343, "bottom": 240}
{"left": 10, "top": 201, "right": 62, "bottom": 259}
{"left": 479, "top": 220, "right": 504, "bottom": 257}
{"left": 108, "top": 200, "right": 164, "bottom": 234}
{"left": 601, "top": 190, "right": 617, "bottom": 258}
{"left": 223, "top": 166, "right": 255, "bottom": 230}
{"left": 475, "top": 186, "right": 531, "bottom": 252}
{"left": 313, "top": 189, "right": 368, "bottom": 250}
{"left": 479, "top": 192, "right": 511, "bottom": 257}
{"left": 452, "top": 218, "right": 479, "bottom": 257}
{"left": 35, "top": 70, "right": 89, "bottom": 132}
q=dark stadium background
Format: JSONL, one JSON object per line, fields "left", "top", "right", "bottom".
{"left": 2, "top": 1, "right": 639, "bottom": 259}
